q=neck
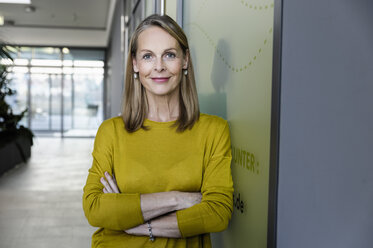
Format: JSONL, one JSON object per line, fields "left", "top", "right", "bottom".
{"left": 146, "top": 88, "right": 180, "bottom": 122}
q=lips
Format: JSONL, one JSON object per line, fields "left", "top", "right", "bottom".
{"left": 151, "top": 77, "right": 170, "bottom": 83}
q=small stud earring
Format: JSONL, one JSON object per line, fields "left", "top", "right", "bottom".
{"left": 134, "top": 72, "right": 138, "bottom": 79}
{"left": 184, "top": 69, "right": 188, "bottom": 76}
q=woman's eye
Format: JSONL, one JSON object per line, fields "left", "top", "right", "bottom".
{"left": 143, "top": 54, "right": 152, "bottom": 60}
{"left": 165, "top": 53, "right": 176, "bottom": 59}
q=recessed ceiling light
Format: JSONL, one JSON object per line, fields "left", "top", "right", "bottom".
{"left": 24, "top": 5, "right": 35, "bottom": 12}
{"left": 62, "top": 48, "right": 70, "bottom": 54}
{"left": 0, "top": 0, "right": 31, "bottom": 4}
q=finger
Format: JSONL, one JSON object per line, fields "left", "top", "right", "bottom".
{"left": 103, "top": 188, "right": 108, "bottom": 194}
{"left": 104, "top": 172, "right": 119, "bottom": 193}
{"left": 101, "top": 177, "right": 113, "bottom": 193}
{"left": 105, "top": 172, "right": 120, "bottom": 193}
{"left": 100, "top": 177, "right": 113, "bottom": 193}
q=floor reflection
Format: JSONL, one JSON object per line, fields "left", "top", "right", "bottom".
{"left": 0, "top": 137, "right": 96, "bottom": 248}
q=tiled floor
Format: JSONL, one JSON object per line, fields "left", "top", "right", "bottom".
{"left": 0, "top": 137, "right": 97, "bottom": 248}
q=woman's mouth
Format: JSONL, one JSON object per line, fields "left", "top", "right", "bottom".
{"left": 151, "top": 77, "right": 170, "bottom": 83}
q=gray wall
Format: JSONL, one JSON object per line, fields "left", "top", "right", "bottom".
{"left": 277, "top": 0, "right": 373, "bottom": 247}
{"left": 105, "top": 0, "right": 125, "bottom": 119}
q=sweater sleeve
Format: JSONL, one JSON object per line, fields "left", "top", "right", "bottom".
{"left": 176, "top": 121, "right": 234, "bottom": 237}
{"left": 82, "top": 119, "right": 144, "bottom": 230}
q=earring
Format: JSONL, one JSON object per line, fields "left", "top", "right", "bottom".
{"left": 134, "top": 72, "right": 138, "bottom": 79}
{"left": 183, "top": 69, "right": 188, "bottom": 76}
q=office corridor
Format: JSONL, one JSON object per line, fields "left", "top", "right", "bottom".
{"left": 0, "top": 138, "right": 96, "bottom": 248}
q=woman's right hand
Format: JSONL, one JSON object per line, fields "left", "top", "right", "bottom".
{"left": 101, "top": 171, "right": 120, "bottom": 193}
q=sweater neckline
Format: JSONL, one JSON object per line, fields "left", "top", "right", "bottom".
{"left": 144, "top": 118, "right": 177, "bottom": 127}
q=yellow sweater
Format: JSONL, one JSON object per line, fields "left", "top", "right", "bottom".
{"left": 83, "top": 114, "right": 233, "bottom": 248}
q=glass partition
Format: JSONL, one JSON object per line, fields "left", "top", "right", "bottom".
{"left": 182, "top": 1, "right": 275, "bottom": 247}
{"left": 30, "top": 74, "right": 50, "bottom": 130}
{"left": 3, "top": 46, "right": 105, "bottom": 137}
{"left": 71, "top": 74, "right": 103, "bottom": 130}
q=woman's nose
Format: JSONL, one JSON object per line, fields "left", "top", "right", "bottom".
{"left": 154, "top": 57, "right": 165, "bottom": 72}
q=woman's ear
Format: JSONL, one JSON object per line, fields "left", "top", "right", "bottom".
{"left": 183, "top": 49, "right": 189, "bottom": 69}
{"left": 132, "top": 56, "right": 139, "bottom": 72}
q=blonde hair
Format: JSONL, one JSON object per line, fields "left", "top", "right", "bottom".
{"left": 122, "top": 14, "right": 200, "bottom": 133}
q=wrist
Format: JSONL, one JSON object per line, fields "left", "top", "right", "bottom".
{"left": 147, "top": 221, "right": 155, "bottom": 241}
{"left": 125, "top": 223, "right": 148, "bottom": 235}
{"left": 169, "top": 191, "right": 182, "bottom": 211}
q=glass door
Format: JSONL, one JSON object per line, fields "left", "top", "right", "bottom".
{"left": 29, "top": 73, "right": 62, "bottom": 134}
{"left": 5, "top": 46, "right": 105, "bottom": 137}
{"left": 63, "top": 74, "right": 73, "bottom": 131}
{"left": 30, "top": 74, "right": 50, "bottom": 131}
{"left": 50, "top": 74, "right": 62, "bottom": 132}
{"left": 71, "top": 74, "right": 103, "bottom": 130}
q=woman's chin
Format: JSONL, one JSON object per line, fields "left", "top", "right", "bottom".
{"left": 148, "top": 90, "right": 174, "bottom": 97}
{"left": 146, "top": 85, "right": 180, "bottom": 97}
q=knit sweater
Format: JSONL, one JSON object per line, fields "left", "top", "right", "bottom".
{"left": 83, "top": 113, "right": 233, "bottom": 248}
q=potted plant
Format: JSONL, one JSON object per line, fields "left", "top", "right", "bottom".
{"left": 0, "top": 44, "right": 34, "bottom": 176}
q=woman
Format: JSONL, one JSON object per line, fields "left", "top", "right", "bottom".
{"left": 83, "top": 14, "right": 233, "bottom": 248}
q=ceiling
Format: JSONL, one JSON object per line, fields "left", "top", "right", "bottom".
{"left": 0, "top": 0, "right": 116, "bottom": 47}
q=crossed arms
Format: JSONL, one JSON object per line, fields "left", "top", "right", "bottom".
{"left": 100, "top": 171, "right": 202, "bottom": 238}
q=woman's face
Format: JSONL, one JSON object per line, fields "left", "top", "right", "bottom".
{"left": 132, "top": 26, "right": 188, "bottom": 97}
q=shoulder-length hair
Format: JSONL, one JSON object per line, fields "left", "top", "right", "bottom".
{"left": 122, "top": 14, "right": 199, "bottom": 133}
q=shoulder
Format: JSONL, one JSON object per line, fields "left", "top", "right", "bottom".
{"left": 194, "top": 113, "right": 229, "bottom": 139}
{"left": 96, "top": 116, "right": 124, "bottom": 134}
{"left": 198, "top": 113, "right": 228, "bottom": 130}
{"left": 94, "top": 117, "right": 125, "bottom": 145}
{"left": 198, "top": 114, "right": 231, "bottom": 157}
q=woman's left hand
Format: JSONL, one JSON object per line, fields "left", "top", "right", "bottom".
{"left": 100, "top": 171, "right": 120, "bottom": 193}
